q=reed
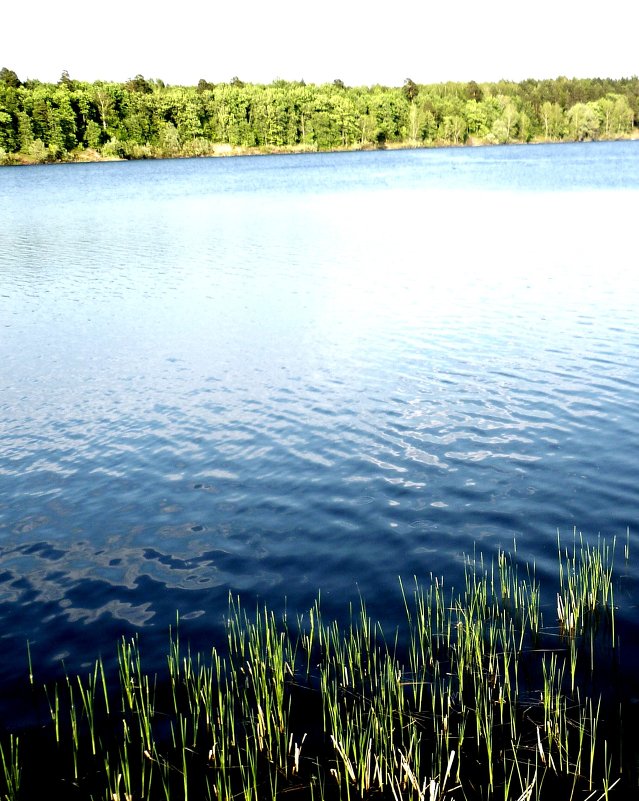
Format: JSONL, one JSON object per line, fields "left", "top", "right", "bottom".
{"left": 0, "top": 735, "right": 20, "bottom": 801}
{"left": 2, "top": 536, "right": 631, "bottom": 800}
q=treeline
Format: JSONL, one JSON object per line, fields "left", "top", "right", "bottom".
{"left": 0, "top": 67, "right": 637, "bottom": 163}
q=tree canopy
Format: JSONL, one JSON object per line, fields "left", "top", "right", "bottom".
{"left": 0, "top": 70, "right": 637, "bottom": 163}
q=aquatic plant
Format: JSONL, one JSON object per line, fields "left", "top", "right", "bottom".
{"left": 0, "top": 536, "right": 630, "bottom": 800}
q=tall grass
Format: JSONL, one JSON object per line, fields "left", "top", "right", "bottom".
{"left": 1, "top": 536, "right": 630, "bottom": 800}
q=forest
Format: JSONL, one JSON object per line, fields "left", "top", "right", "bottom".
{"left": 0, "top": 68, "right": 637, "bottom": 163}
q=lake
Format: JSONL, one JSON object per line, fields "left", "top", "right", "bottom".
{"left": 1, "top": 141, "right": 639, "bottom": 720}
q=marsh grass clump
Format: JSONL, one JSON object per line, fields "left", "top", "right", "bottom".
{"left": 0, "top": 536, "right": 632, "bottom": 800}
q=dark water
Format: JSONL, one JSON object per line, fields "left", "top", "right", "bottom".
{"left": 1, "top": 142, "right": 639, "bottom": 714}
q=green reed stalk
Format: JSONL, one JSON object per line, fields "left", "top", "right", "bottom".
{"left": 7, "top": 537, "right": 625, "bottom": 801}
{"left": 45, "top": 684, "right": 61, "bottom": 744}
{"left": 26, "top": 642, "right": 34, "bottom": 687}
{"left": 66, "top": 675, "right": 80, "bottom": 780}
{"left": 139, "top": 741, "right": 154, "bottom": 801}
{"left": 178, "top": 714, "right": 189, "bottom": 801}
{"left": 119, "top": 719, "right": 133, "bottom": 801}
{"left": 0, "top": 735, "right": 20, "bottom": 801}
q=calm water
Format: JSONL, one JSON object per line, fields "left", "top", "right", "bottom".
{"left": 1, "top": 142, "right": 639, "bottom": 713}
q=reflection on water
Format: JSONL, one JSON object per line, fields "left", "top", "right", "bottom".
{"left": 1, "top": 143, "right": 639, "bottom": 696}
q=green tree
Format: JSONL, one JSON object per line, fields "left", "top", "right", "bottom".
{"left": 252, "top": 86, "right": 289, "bottom": 146}
{"left": 0, "top": 84, "right": 19, "bottom": 151}
{"left": 597, "top": 94, "right": 634, "bottom": 137}
{"left": 157, "top": 121, "right": 180, "bottom": 155}
{"left": 101, "top": 136, "right": 127, "bottom": 159}
{"left": 92, "top": 83, "right": 118, "bottom": 133}
{"left": 125, "top": 74, "right": 153, "bottom": 94}
{"left": 19, "top": 84, "right": 78, "bottom": 155}
{"left": 307, "top": 90, "right": 341, "bottom": 149}
{"left": 567, "top": 102, "right": 600, "bottom": 140}
{"left": 356, "top": 101, "right": 376, "bottom": 146}
{"left": 333, "top": 92, "right": 359, "bottom": 146}
{"left": 403, "top": 78, "right": 419, "bottom": 103}
{"left": 466, "top": 80, "right": 483, "bottom": 101}
{"left": 465, "top": 99, "right": 490, "bottom": 138}
{"left": 176, "top": 98, "right": 203, "bottom": 142}
{"left": 610, "top": 95, "right": 634, "bottom": 135}
{"left": 0, "top": 110, "right": 15, "bottom": 152}
{"left": 491, "top": 96, "right": 519, "bottom": 142}
{"left": 539, "top": 101, "right": 566, "bottom": 140}
{"left": 0, "top": 67, "right": 21, "bottom": 88}
{"left": 84, "top": 119, "right": 102, "bottom": 149}
{"left": 28, "top": 138, "right": 48, "bottom": 163}
{"left": 518, "top": 110, "right": 533, "bottom": 142}
{"left": 442, "top": 114, "right": 466, "bottom": 144}
{"left": 369, "top": 88, "right": 409, "bottom": 144}
{"left": 121, "top": 89, "right": 160, "bottom": 145}
{"left": 58, "top": 70, "right": 76, "bottom": 90}
{"left": 17, "top": 111, "right": 34, "bottom": 151}
{"left": 407, "top": 102, "right": 421, "bottom": 141}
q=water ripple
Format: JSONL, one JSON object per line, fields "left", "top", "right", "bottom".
{"left": 1, "top": 145, "right": 639, "bottom": 696}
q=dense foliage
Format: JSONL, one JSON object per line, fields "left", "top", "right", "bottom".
{"left": 0, "top": 69, "right": 637, "bottom": 163}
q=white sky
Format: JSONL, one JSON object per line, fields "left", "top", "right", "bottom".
{"left": 3, "top": 0, "right": 638, "bottom": 87}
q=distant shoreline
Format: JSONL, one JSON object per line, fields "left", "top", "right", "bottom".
{"left": 3, "top": 132, "right": 638, "bottom": 167}
{"left": 1, "top": 74, "right": 637, "bottom": 166}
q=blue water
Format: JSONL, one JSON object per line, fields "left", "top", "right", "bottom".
{"left": 1, "top": 142, "right": 639, "bottom": 708}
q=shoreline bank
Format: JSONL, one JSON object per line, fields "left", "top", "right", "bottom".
{"left": 2, "top": 131, "right": 638, "bottom": 167}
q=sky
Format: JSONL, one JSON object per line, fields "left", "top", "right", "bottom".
{"left": 3, "top": 0, "right": 638, "bottom": 87}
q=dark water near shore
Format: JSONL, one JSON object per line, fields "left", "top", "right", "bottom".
{"left": 1, "top": 142, "right": 639, "bottom": 718}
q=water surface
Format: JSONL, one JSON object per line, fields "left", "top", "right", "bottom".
{"left": 1, "top": 142, "right": 638, "bottom": 708}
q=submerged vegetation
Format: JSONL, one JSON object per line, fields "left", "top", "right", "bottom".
{"left": 0, "top": 536, "right": 634, "bottom": 800}
{"left": 0, "top": 68, "right": 638, "bottom": 164}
